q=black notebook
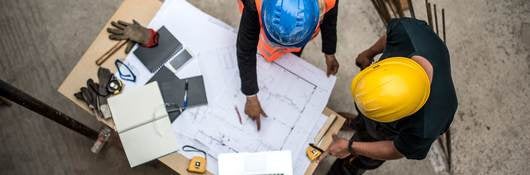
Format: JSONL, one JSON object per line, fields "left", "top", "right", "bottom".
{"left": 147, "top": 67, "right": 208, "bottom": 122}
{"left": 134, "top": 26, "right": 183, "bottom": 73}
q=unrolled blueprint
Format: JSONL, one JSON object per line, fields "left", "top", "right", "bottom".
{"left": 119, "top": 0, "right": 336, "bottom": 174}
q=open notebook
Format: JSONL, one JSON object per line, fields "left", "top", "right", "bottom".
{"left": 107, "top": 82, "right": 178, "bottom": 167}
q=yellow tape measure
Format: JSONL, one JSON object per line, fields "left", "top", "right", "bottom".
{"left": 182, "top": 145, "right": 207, "bottom": 174}
{"left": 306, "top": 143, "right": 324, "bottom": 161}
{"left": 187, "top": 156, "right": 206, "bottom": 173}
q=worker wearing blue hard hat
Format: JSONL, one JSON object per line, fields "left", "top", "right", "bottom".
{"left": 236, "top": 0, "right": 340, "bottom": 131}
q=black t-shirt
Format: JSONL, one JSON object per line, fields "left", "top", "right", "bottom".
{"left": 357, "top": 18, "right": 458, "bottom": 160}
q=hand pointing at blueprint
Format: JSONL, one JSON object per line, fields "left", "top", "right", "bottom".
{"left": 244, "top": 95, "right": 268, "bottom": 131}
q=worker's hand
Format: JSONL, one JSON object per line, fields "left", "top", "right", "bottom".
{"left": 245, "top": 95, "right": 268, "bottom": 131}
{"left": 325, "top": 54, "right": 339, "bottom": 76}
{"left": 107, "top": 20, "right": 153, "bottom": 53}
{"left": 355, "top": 50, "right": 375, "bottom": 70}
{"left": 327, "top": 134, "right": 353, "bottom": 159}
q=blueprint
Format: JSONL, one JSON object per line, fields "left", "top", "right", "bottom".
{"left": 117, "top": 0, "right": 336, "bottom": 174}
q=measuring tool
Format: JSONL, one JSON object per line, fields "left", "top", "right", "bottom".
{"left": 182, "top": 145, "right": 207, "bottom": 174}
{"left": 107, "top": 79, "right": 123, "bottom": 95}
{"left": 305, "top": 113, "right": 338, "bottom": 161}
{"left": 306, "top": 143, "right": 324, "bottom": 161}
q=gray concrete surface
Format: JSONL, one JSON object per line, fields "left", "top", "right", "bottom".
{"left": 1, "top": 0, "right": 529, "bottom": 174}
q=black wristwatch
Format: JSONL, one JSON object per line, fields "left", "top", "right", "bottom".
{"left": 348, "top": 138, "right": 355, "bottom": 154}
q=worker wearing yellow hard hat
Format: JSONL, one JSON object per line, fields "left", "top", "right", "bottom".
{"left": 326, "top": 18, "right": 458, "bottom": 175}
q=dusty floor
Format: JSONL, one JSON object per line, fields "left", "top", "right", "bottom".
{"left": 1, "top": 0, "right": 529, "bottom": 174}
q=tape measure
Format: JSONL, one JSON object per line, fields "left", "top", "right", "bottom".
{"left": 106, "top": 79, "right": 123, "bottom": 95}
{"left": 188, "top": 156, "right": 206, "bottom": 173}
{"left": 182, "top": 145, "right": 207, "bottom": 174}
{"left": 306, "top": 143, "right": 324, "bottom": 161}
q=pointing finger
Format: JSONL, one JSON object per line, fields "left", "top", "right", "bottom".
{"left": 256, "top": 116, "right": 261, "bottom": 131}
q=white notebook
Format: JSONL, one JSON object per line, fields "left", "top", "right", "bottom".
{"left": 108, "top": 82, "right": 178, "bottom": 167}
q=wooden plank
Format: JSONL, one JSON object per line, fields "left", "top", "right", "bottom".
{"left": 305, "top": 108, "right": 346, "bottom": 175}
{"left": 57, "top": 0, "right": 162, "bottom": 128}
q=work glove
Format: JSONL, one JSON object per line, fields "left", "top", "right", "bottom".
{"left": 75, "top": 86, "right": 102, "bottom": 118}
{"left": 107, "top": 20, "right": 158, "bottom": 53}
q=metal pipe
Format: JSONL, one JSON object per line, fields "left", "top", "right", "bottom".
{"left": 426, "top": 0, "right": 433, "bottom": 28}
{"left": 442, "top": 8, "right": 446, "bottom": 43}
{"left": 447, "top": 130, "right": 452, "bottom": 174}
{"left": 388, "top": 0, "right": 399, "bottom": 18}
{"left": 434, "top": 4, "right": 439, "bottom": 35}
{"left": 392, "top": 0, "right": 404, "bottom": 17}
{"left": 371, "top": 0, "right": 389, "bottom": 25}
{"left": 379, "top": 0, "right": 392, "bottom": 24}
{"left": 0, "top": 79, "right": 98, "bottom": 140}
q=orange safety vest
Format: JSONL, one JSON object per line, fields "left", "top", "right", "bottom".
{"left": 238, "top": 0, "right": 337, "bottom": 62}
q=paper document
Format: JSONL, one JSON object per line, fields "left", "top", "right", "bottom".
{"left": 107, "top": 82, "right": 178, "bottom": 167}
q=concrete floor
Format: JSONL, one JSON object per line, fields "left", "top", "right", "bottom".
{"left": 1, "top": 0, "right": 529, "bottom": 174}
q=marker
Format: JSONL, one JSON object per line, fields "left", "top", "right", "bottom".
{"left": 234, "top": 106, "right": 242, "bottom": 124}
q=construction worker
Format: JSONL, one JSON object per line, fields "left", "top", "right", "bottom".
{"left": 237, "top": 0, "right": 340, "bottom": 130}
{"left": 325, "top": 18, "right": 458, "bottom": 174}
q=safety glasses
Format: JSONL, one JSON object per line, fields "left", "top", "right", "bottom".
{"left": 114, "top": 59, "right": 136, "bottom": 82}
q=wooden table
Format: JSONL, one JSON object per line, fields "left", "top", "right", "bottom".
{"left": 57, "top": 0, "right": 345, "bottom": 174}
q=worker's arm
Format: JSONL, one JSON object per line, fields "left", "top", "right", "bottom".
{"left": 320, "top": 0, "right": 338, "bottom": 55}
{"left": 355, "top": 34, "right": 387, "bottom": 69}
{"left": 237, "top": 0, "right": 268, "bottom": 131}
{"left": 326, "top": 135, "right": 403, "bottom": 161}
{"left": 236, "top": 1, "right": 260, "bottom": 96}
{"left": 320, "top": 0, "right": 340, "bottom": 76}
{"left": 351, "top": 141, "right": 404, "bottom": 160}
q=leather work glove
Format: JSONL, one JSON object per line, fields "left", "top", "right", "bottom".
{"left": 107, "top": 20, "right": 158, "bottom": 53}
{"left": 75, "top": 86, "right": 102, "bottom": 118}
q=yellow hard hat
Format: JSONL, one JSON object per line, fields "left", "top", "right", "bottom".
{"left": 351, "top": 57, "right": 431, "bottom": 123}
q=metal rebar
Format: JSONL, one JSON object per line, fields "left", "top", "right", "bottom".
{"left": 387, "top": 0, "right": 399, "bottom": 18}
{"left": 379, "top": 0, "right": 392, "bottom": 23}
{"left": 447, "top": 130, "right": 452, "bottom": 174}
{"left": 426, "top": 0, "right": 433, "bottom": 28}
{"left": 0, "top": 79, "right": 98, "bottom": 140}
{"left": 434, "top": 4, "right": 439, "bottom": 35}
{"left": 442, "top": 8, "right": 446, "bottom": 43}
{"left": 392, "top": 0, "right": 404, "bottom": 17}
{"left": 371, "top": 0, "right": 386, "bottom": 25}
{"left": 407, "top": 0, "right": 415, "bottom": 18}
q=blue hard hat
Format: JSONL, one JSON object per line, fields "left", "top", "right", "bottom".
{"left": 261, "top": 0, "right": 320, "bottom": 48}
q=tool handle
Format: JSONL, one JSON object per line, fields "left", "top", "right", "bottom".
{"left": 96, "top": 40, "right": 127, "bottom": 66}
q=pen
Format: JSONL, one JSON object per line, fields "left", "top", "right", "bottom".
{"left": 182, "top": 79, "right": 189, "bottom": 111}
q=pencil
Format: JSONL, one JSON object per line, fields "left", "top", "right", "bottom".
{"left": 234, "top": 106, "right": 242, "bottom": 124}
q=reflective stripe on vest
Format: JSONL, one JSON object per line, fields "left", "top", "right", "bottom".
{"left": 237, "top": 0, "right": 336, "bottom": 62}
